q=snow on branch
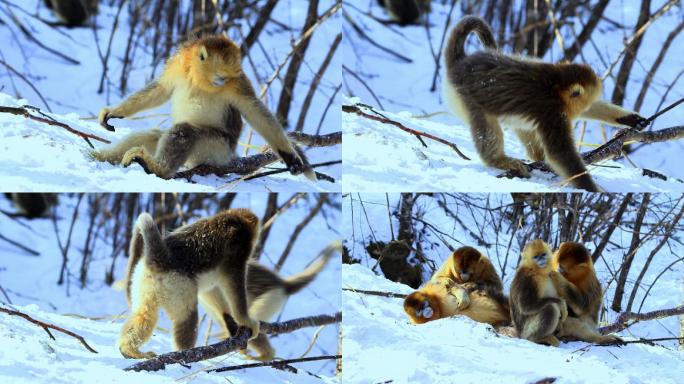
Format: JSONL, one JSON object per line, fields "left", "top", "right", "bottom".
{"left": 124, "top": 312, "right": 342, "bottom": 372}
{"left": 0, "top": 306, "right": 98, "bottom": 353}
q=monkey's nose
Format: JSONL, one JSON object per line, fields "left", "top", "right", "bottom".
{"left": 212, "top": 76, "right": 226, "bottom": 87}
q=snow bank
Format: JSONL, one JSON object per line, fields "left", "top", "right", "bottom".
{"left": 342, "top": 264, "right": 684, "bottom": 384}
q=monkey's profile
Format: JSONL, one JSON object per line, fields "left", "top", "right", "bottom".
{"left": 510, "top": 240, "right": 567, "bottom": 346}
{"left": 4, "top": 193, "right": 57, "bottom": 219}
{"left": 199, "top": 242, "right": 340, "bottom": 360}
{"left": 403, "top": 279, "right": 510, "bottom": 326}
{"left": 443, "top": 16, "right": 648, "bottom": 192}
{"left": 45, "top": 0, "right": 98, "bottom": 27}
{"left": 119, "top": 209, "right": 260, "bottom": 359}
{"left": 551, "top": 242, "right": 623, "bottom": 344}
{"left": 91, "top": 35, "right": 314, "bottom": 181}
{"left": 378, "top": 0, "right": 431, "bottom": 26}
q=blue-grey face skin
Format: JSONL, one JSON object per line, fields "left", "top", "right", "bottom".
{"left": 460, "top": 271, "right": 471, "bottom": 281}
{"left": 533, "top": 252, "right": 548, "bottom": 268}
{"left": 212, "top": 75, "right": 226, "bottom": 87}
{"left": 417, "top": 300, "right": 434, "bottom": 318}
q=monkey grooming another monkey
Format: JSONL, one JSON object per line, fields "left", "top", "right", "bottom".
{"left": 91, "top": 35, "right": 315, "bottom": 181}
{"left": 119, "top": 209, "right": 260, "bottom": 359}
{"left": 510, "top": 240, "right": 567, "bottom": 346}
{"left": 199, "top": 242, "right": 340, "bottom": 360}
{"left": 431, "top": 246, "right": 504, "bottom": 295}
{"left": 443, "top": 16, "right": 648, "bottom": 191}
{"left": 551, "top": 242, "right": 623, "bottom": 345}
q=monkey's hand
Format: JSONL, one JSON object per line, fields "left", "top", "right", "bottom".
{"left": 615, "top": 114, "right": 649, "bottom": 130}
{"left": 99, "top": 107, "right": 124, "bottom": 132}
{"left": 495, "top": 157, "right": 530, "bottom": 179}
{"left": 240, "top": 317, "right": 260, "bottom": 341}
{"left": 461, "top": 282, "right": 479, "bottom": 292}
{"left": 598, "top": 334, "right": 625, "bottom": 346}
{"left": 558, "top": 299, "right": 568, "bottom": 324}
{"left": 448, "top": 286, "right": 471, "bottom": 310}
{"left": 277, "top": 149, "right": 317, "bottom": 181}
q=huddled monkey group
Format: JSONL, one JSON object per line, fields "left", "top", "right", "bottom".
{"left": 118, "top": 208, "right": 339, "bottom": 360}
{"left": 403, "top": 241, "right": 623, "bottom": 347}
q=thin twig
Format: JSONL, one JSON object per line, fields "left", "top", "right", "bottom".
{"left": 342, "top": 104, "right": 470, "bottom": 160}
{"left": 342, "top": 287, "right": 406, "bottom": 299}
{"left": 209, "top": 355, "right": 341, "bottom": 373}
{"left": 0, "top": 306, "right": 97, "bottom": 353}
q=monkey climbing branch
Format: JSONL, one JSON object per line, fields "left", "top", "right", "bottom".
{"left": 124, "top": 312, "right": 342, "bottom": 372}
{"left": 342, "top": 103, "right": 471, "bottom": 160}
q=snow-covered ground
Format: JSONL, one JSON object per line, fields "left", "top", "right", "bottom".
{"left": 342, "top": 1, "right": 684, "bottom": 191}
{"left": 0, "top": 0, "right": 341, "bottom": 192}
{"left": 0, "top": 194, "right": 341, "bottom": 383}
{"left": 342, "top": 100, "right": 684, "bottom": 192}
{"left": 343, "top": 264, "right": 684, "bottom": 384}
{"left": 342, "top": 193, "right": 684, "bottom": 383}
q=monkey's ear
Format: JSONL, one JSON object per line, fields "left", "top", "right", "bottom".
{"left": 199, "top": 46, "right": 208, "bottom": 61}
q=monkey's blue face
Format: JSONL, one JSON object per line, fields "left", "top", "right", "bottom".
{"left": 533, "top": 252, "right": 548, "bottom": 268}
{"left": 416, "top": 300, "right": 434, "bottom": 319}
{"left": 459, "top": 271, "right": 471, "bottom": 281}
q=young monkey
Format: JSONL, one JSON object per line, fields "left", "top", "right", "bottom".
{"left": 443, "top": 16, "right": 648, "bottom": 192}
{"left": 91, "top": 35, "right": 315, "bottom": 180}
{"left": 119, "top": 209, "right": 260, "bottom": 359}
{"left": 551, "top": 242, "right": 623, "bottom": 344}
{"left": 510, "top": 240, "right": 568, "bottom": 346}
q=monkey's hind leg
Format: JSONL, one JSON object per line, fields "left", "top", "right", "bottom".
{"left": 467, "top": 108, "right": 530, "bottom": 177}
{"left": 118, "top": 264, "right": 161, "bottom": 359}
{"left": 122, "top": 123, "right": 199, "bottom": 179}
{"left": 159, "top": 272, "right": 199, "bottom": 351}
{"left": 557, "top": 317, "right": 624, "bottom": 345}
{"left": 90, "top": 129, "right": 162, "bottom": 165}
{"left": 520, "top": 303, "right": 563, "bottom": 347}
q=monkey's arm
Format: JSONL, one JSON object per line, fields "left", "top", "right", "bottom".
{"left": 550, "top": 271, "right": 587, "bottom": 316}
{"left": 580, "top": 101, "right": 648, "bottom": 128}
{"left": 228, "top": 75, "right": 315, "bottom": 180}
{"left": 99, "top": 81, "right": 172, "bottom": 131}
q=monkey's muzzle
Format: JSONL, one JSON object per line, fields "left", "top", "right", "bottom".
{"left": 417, "top": 300, "right": 434, "bottom": 319}
{"left": 212, "top": 76, "right": 226, "bottom": 87}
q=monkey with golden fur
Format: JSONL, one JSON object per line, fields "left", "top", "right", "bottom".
{"left": 91, "top": 35, "right": 315, "bottom": 181}
{"left": 510, "top": 240, "right": 568, "bottom": 346}
{"left": 443, "top": 16, "right": 648, "bottom": 192}
{"left": 198, "top": 242, "right": 340, "bottom": 360}
{"left": 404, "top": 246, "right": 510, "bottom": 326}
{"left": 403, "top": 278, "right": 511, "bottom": 326}
{"left": 119, "top": 209, "right": 260, "bottom": 359}
{"left": 551, "top": 242, "right": 623, "bottom": 344}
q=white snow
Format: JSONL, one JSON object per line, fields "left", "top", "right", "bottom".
{"left": 0, "top": 194, "right": 341, "bottom": 383}
{"left": 0, "top": 0, "right": 341, "bottom": 192}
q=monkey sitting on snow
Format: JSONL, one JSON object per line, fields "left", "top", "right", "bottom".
{"left": 91, "top": 35, "right": 315, "bottom": 181}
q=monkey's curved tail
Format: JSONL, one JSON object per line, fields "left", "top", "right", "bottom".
{"left": 283, "top": 241, "right": 341, "bottom": 295}
{"left": 444, "top": 15, "right": 497, "bottom": 66}
{"left": 124, "top": 212, "right": 166, "bottom": 304}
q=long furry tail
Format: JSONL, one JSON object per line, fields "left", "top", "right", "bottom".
{"left": 123, "top": 212, "right": 165, "bottom": 304}
{"left": 283, "top": 240, "right": 342, "bottom": 295}
{"left": 444, "top": 15, "right": 497, "bottom": 66}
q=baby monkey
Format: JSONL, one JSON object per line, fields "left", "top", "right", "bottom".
{"left": 443, "top": 16, "right": 648, "bottom": 191}
{"left": 201, "top": 242, "right": 340, "bottom": 360}
{"left": 92, "top": 35, "right": 314, "bottom": 180}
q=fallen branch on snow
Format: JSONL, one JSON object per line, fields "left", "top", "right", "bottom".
{"left": 599, "top": 305, "right": 684, "bottom": 335}
{"left": 125, "top": 312, "right": 341, "bottom": 372}
{"left": 498, "top": 125, "right": 684, "bottom": 181}
{"left": 342, "top": 104, "right": 471, "bottom": 160}
{"left": 208, "top": 354, "right": 341, "bottom": 373}
{"left": 0, "top": 105, "right": 111, "bottom": 148}
{"left": 173, "top": 132, "right": 341, "bottom": 181}
{"left": 342, "top": 287, "right": 407, "bottom": 299}
{"left": 0, "top": 306, "right": 97, "bottom": 353}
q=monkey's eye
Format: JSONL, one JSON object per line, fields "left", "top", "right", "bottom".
{"left": 571, "top": 90, "right": 581, "bottom": 98}
{"left": 199, "top": 53, "right": 205, "bottom": 61}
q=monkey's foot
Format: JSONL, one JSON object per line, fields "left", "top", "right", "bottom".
{"left": 538, "top": 335, "right": 561, "bottom": 347}
{"left": 122, "top": 148, "right": 168, "bottom": 178}
{"left": 237, "top": 318, "right": 261, "bottom": 341}
{"left": 448, "top": 286, "right": 471, "bottom": 310}
{"left": 493, "top": 158, "right": 530, "bottom": 178}
{"left": 596, "top": 334, "right": 625, "bottom": 346}
{"left": 119, "top": 347, "right": 157, "bottom": 359}
{"left": 241, "top": 349, "right": 275, "bottom": 361}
